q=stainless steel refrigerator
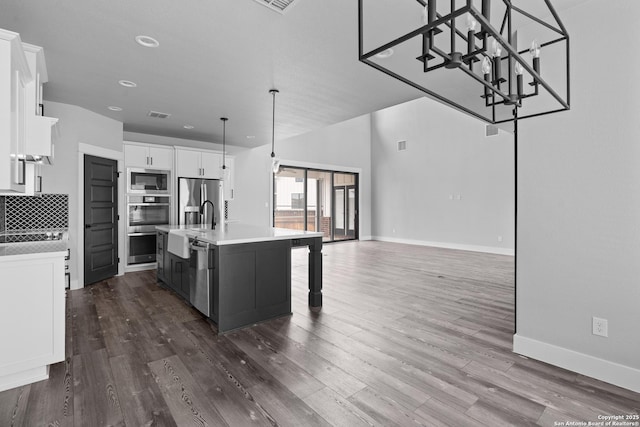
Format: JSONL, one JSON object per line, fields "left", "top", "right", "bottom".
{"left": 178, "top": 178, "right": 223, "bottom": 227}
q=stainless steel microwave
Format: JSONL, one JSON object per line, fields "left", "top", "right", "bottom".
{"left": 127, "top": 168, "right": 170, "bottom": 194}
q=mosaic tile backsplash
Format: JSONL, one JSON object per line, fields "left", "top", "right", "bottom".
{"left": 0, "top": 194, "right": 69, "bottom": 233}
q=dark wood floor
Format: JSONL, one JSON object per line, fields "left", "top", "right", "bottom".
{"left": 1, "top": 241, "right": 638, "bottom": 426}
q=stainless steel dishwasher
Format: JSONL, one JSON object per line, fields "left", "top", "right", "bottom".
{"left": 189, "top": 238, "right": 212, "bottom": 317}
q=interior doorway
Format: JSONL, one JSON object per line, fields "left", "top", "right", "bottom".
{"left": 83, "top": 154, "right": 119, "bottom": 285}
{"left": 273, "top": 166, "right": 358, "bottom": 242}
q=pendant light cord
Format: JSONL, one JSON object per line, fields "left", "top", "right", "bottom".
{"left": 221, "top": 117, "right": 228, "bottom": 169}
{"left": 270, "top": 89, "right": 279, "bottom": 158}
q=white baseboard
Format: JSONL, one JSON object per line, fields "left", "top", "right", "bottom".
{"left": 125, "top": 262, "right": 157, "bottom": 273}
{"left": 0, "top": 365, "right": 49, "bottom": 393}
{"left": 359, "top": 235, "right": 373, "bottom": 241}
{"left": 513, "top": 334, "right": 640, "bottom": 393}
{"left": 371, "top": 236, "right": 514, "bottom": 256}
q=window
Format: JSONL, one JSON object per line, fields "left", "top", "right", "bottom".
{"left": 291, "top": 193, "right": 304, "bottom": 209}
{"left": 273, "top": 166, "right": 358, "bottom": 242}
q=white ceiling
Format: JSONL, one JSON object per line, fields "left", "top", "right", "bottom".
{"left": 0, "top": 0, "right": 587, "bottom": 149}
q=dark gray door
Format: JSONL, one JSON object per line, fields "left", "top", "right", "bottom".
{"left": 84, "top": 154, "right": 118, "bottom": 285}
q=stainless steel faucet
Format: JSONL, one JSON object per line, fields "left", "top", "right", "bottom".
{"left": 199, "top": 200, "right": 216, "bottom": 229}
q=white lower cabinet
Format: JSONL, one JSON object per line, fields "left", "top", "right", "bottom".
{"left": 0, "top": 252, "right": 66, "bottom": 392}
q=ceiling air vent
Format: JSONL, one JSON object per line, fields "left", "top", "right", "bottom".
{"left": 253, "top": 0, "right": 298, "bottom": 14}
{"left": 148, "top": 110, "right": 171, "bottom": 119}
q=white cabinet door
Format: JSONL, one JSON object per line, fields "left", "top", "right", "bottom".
{"left": 0, "top": 253, "right": 65, "bottom": 392}
{"left": 176, "top": 149, "right": 202, "bottom": 178}
{"left": 201, "top": 151, "right": 222, "bottom": 179}
{"left": 148, "top": 146, "right": 173, "bottom": 170}
{"left": 223, "top": 157, "right": 234, "bottom": 200}
{"left": 124, "top": 144, "right": 150, "bottom": 168}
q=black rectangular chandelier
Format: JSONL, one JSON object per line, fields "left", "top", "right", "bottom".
{"left": 358, "top": 0, "right": 570, "bottom": 124}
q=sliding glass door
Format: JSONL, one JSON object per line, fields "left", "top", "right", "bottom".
{"left": 333, "top": 173, "right": 357, "bottom": 241}
{"left": 273, "top": 166, "right": 358, "bottom": 242}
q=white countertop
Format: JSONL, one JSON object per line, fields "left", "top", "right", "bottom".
{"left": 0, "top": 240, "right": 68, "bottom": 258}
{"left": 157, "top": 223, "right": 323, "bottom": 248}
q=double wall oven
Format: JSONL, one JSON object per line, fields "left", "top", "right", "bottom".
{"left": 127, "top": 169, "right": 171, "bottom": 265}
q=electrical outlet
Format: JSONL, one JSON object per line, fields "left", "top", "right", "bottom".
{"left": 497, "top": 236, "right": 503, "bottom": 242}
{"left": 592, "top": 317, "right": 608, "bottom": 337}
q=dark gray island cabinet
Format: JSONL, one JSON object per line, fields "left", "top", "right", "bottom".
{"left": 156, "top": 224, "right": 323, "bottom": 333}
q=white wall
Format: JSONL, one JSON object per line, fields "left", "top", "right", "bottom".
{"left": 41, "top": 101, "right": 123, "bottom": 289}
{"left": 514, "top": 1, "right": 640, "bottom": 393}
{"left": 233, "top": 114, "right": 372, "bottom": 238}
{"left": 370, "top": 97, "right": 515, "bottom": 254}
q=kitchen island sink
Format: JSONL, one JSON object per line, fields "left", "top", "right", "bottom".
{"left": 157, "top": 223, "right": 323, "bottom": 333}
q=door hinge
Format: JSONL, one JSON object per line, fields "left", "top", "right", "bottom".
{"left": 116, "top": 171, "right": 121, "bottom": 177}
{"left": 117, "top": 257, "right": 120, "bottom": 263}
{"left": 117, "top": 214, "right": 120, "bottom": 221}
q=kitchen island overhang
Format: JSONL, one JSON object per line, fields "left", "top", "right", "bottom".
{"left": 156, "top": 223, "right": 323, "bottom": 333}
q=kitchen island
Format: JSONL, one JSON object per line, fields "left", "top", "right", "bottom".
{"left": 156, "top": 223, "right": 323, "bottom": 333}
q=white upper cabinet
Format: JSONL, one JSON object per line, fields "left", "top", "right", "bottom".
{"left": 23, "top": 43, "right": 57, "bottom": 160}
{"left": 200, "top": 151, "right": 222, "bottom": 179}
{"left": 1, "top": 29, "right": 31, "bottom": 194}
{"left": 175, "top": 148, "right": 222, "bottom": 179}
{"left": 1, "top": 29, "right": 58, "bottom": 195}
{"left": 124, "top": 142, "right": 173, "bottom": 170}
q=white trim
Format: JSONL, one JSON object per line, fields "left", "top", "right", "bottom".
{"left": 513, "top": 334, "right": 640, "bottom": 394}
{"left": 371, "top": 235, "right": 515, "bottom": 256}
{"left": 124, "top": 262, "right": 156, "bottom": 273}
{"left": 79, "top": 143, "right": 123, "bottom": 160}
{"left": 275, "top": 158, "right": 363, "bottom": 175}
{"left": 77, "top": 143, "right": 125, "bottom": 289}
{"left": 0, "top": 365, "right": 49, "bottom": 393}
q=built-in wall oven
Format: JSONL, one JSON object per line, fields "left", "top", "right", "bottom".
{"left": 127, "top": 168, "right": 170, "bottom": 194}
{"left": 127, "top": 195, "right": 170, "bottom": 265}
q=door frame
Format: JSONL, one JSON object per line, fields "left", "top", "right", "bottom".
{"left": 269, "top": 159, "right": 361, "bottom": 230}
{"left": 332, "top": 182, "right": 359, "bottom": 240}
{"left": 271, "top": 160, "right": 360, "bottom": 242}
{"left": 76, "top": 143, "right": 125, "bottom": 290}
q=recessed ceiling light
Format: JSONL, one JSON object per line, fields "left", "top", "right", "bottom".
{"left": 375, "top": 48, "right": 394, "bottom": 59}
{"left": 118, "top": 80, "right": 137, "bottom": 88}
{"left": 183, "top": 125, "right": 194, "bottom": 129}
{"left": 135, "top": 35, "right": 159, "bottom": 48}
{"left": 108, "top": 106, "right": 123, "bottom": 111}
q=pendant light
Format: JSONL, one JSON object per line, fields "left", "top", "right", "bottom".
{"left": 220, "top": 117, "right": 230, "bottom": 181}
{"left": 269, "top": 89, "right": 280, "bottom": 174}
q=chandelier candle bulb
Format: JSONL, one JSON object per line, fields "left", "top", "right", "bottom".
{"left": 467, "top": 17, "right": 477, "bottom": 57}
{"left": 515, "top": 62, "right": 524, "bottom": 98}
{"left": 492, "top": 40, "right": 502, "bottom": 88}
{"left": 530, "top": 40, "right": 541, "bottom": 76}
{"left": 482, "top": 56, "right": 492, "bottom": 98}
